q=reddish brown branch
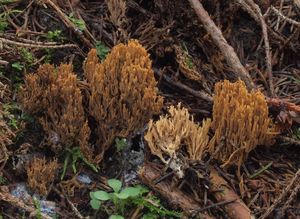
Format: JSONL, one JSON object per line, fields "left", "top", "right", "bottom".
{"left": 266, "top": 98, "right": 300, "bottom": 113}
{"left": 138, "top": 162, "right": 213, "bottom": 218}
{"left": 210, "top": 168, "right": 253, "bottom": 219}
{"left": 187, "top": 0, "right": 254, "bottom": 89}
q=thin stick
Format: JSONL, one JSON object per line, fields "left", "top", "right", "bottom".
{"left": 0, "top": 37, "right": 77, "bottom": 49}
{"left": 245, "top": 0, "right": 274, "bottom": 96}
{"left": 249, "top": 161, "right": 273, "bottom": 179}
{"left": 153, "top": 67, "right": 213, "bottom": 102}
{"left": 194, "top": 199, "right": 237, "bottom": 213}
{"left": 270, "top": 6, "right": 300, "bottom": 27}
{"left": 187, "top": 0, "right": 254, "bottom": 89}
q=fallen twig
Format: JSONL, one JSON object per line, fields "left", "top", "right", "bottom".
{"left": 249, "top": 161, "right": 273, "bottom": 179}
{"left": 210, "top": 168, "right": 253, "bottom": 219}
{"left": 259, "top": 168, "right": 300, "bottom": 219}
{"left": 0, "top": 60, "right": 9, "bottom": 66}
{"left": 153, "top": 67, "right": 213, "bottom": 103}
{"left": 138, "top": 162, "right": 213, "bottom": 218}
{"left": 0, "top": 37, "right": 78, "bottom": 49}
{"left": 245, "top": 0, "right": 274, "bottom": 96}
{"left": 187, "top": 0, "right": 254, "bottom": 89}
{"left": 59, "top": 185, "right": 86, "bottom": 219}
{"left": 193, "top": 199, "right": 237, "bottom": 213}
{"left": 0, "top": 186, "right": 52, "bottom": 219}
{"left": 266, "top": 97, "right": 300, "bottom": 113}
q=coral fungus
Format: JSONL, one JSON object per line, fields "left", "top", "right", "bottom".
{"left": 145, "top": 104, "right": 211, "bottom": 163}
{"left": 84, "top": 40, "right": 163, "bottom": 163}
{"left": 20, "top": 64, "right": 93, "bottom": 160}
{"left": 26, "top": 157, "right": 58, "bottom": 196}
{"left": 208, "top": 80, "right": 277, "bottom": 172}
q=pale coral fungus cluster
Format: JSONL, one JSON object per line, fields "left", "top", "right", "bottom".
{"left": 145, "top": 104, "right": 211, "bottom": 163}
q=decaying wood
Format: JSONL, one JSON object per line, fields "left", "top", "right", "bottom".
{"left": 0, "top": 186, "right": 53, "bottom": 219}
{"left": 138, "top": 162, "right": 213, "bottom": 218}
{"left": 209, "top": 168, "right": 253, "bottom": 219}
{"left": 187, "top": 0, "right": 255, "bottom": 90}
{"left": 266, "top": 98, "right": 300, "bottom": 113}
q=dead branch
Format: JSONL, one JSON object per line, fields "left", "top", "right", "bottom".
{"left": 0, "top": 37, "right": 78, "bottom": 49}
{"left": 138, "top": 162, "right": 214, "bottom": 218}
{"left": 210, "top": 168, "right": 253, "bottom": 219}
{"left": 187, "top": 0, "right": 254, "bottom": 90}
{"left": 266, "top": 98, "right": 300, "bottom": 113}
{"left": 259, "top": 168, "right": 300, "bottom": 219}
{"left": 245, "top": 0, "right": 274, "bottom": 96}
{"left": 153, "top": 67, "right": 213, "bottom": 103}
{"left": 0, "top": 186, "right": 53, "bottom": 219}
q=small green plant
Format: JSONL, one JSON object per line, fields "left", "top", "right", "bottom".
{"left": 11, "top": 62, "right": 24, "bottom": 71}
{"left": 61, "top": 147, "right": 98, "bottom": 180}
{"left": 95, "top": 41, "right": 110, "bottom": 61}
{"left": 115, "top": 138, "right": 127, "bottom": 152}
{"left": 90, "top": 179, "right": 144, "bottom": 218}
{"left": 20, "top": 48, "right": 35, "bottom": 65}
{"left": 3, "top": 103, "right": 20, "bottom": 129}
{"left": 90, "top": 179, "right": 181, "bottom": 218}
{"left": 181, "top": 41, "right": 194, "bottom": 69}
{"left": 32, "top": 197, "right": 42, "bottom": 219}
{"left": 68, "top": 13, "right": 85, "bottom": 31}
{"left": 293, "top": 127, "right": 300, "bottom": 140}
{"left": 0, "top": 175, "right": 7, "bottom": 185}
{"left": 46, "top": 30, "right": 65, "bottom": 42}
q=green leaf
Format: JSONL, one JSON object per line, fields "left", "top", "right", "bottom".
{"left": 108, "top": 179, "right": 122, "bottom": 193}
{"left": 89, "top": 191, "right": 96, "bottom": 199}
{"left": 135, "top": 185, "right": 149, "bottom": 195}
{"left": 95, "top": 41, "right": 110, "bottom": 61}
{"left": 109, "top": 215, "right": 124, "bottom": 219}
{"left": 12, "top": 62, "right": 23, "bottom": 71}
{"left": 90, "top": 199, "right": 100, "bottom": 210}
{"left": 92, "top": 191, "right": 111, "bottom": 201}
{"left": 120, "top": 187, "right": 141, "bottom": 198}
{"left": 115, "top": 138, "right": 127, "bottom": 152}
{"left": 114, "top": 191, "right": 129, "bottom": 200}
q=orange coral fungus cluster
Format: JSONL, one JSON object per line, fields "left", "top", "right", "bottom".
{"left": 20, "top": 64, "right": 93, "bottom": 161}
{"left": 145, "top": 80, "right": 277, "bottom": 171}
{"left": 84, "top": 40, "right": 163, "bottom": 162}
{"left": 26, "top": 157, "right": 58, "bottom": 196}
{"left": 20, "top": 40, "right": 163, "bottom": 164}
{"left": 145, "top": 104, "right": 211, "bottom": 163}
{"left": 208, "top": 80, "right": 277, "bottom": 171}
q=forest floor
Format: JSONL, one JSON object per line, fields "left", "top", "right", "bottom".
{"left": 0, "top": 0, "right": 299, "bottom": 219}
